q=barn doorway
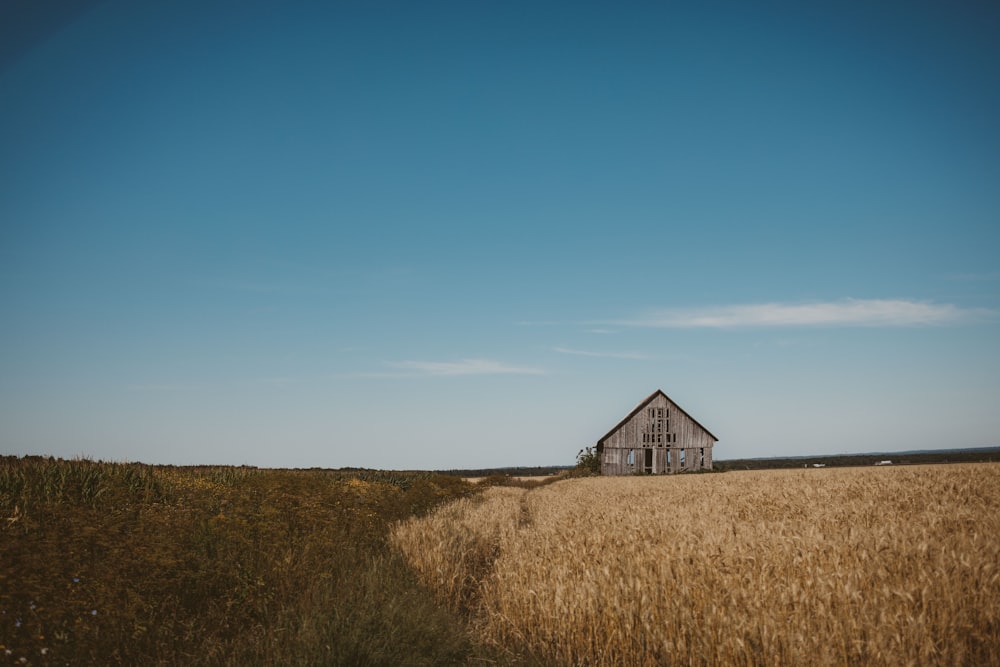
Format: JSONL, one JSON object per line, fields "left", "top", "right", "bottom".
{"left": 643, "top": 448, "right": 653, "bottom": 473}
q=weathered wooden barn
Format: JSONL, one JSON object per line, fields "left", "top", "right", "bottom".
{"left": 597, "top": 390, "right": 717, "bottom": 475}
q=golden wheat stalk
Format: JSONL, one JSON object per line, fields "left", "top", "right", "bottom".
{"left": 392, "top": 464, "right": 1000, "bottom": 666}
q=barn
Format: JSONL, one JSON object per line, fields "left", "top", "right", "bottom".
{"left": 596, "top": 389, "right": 717, "bottom": 475}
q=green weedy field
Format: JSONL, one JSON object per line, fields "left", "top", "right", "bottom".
{"left": 0, "top": 456, "right": 483, "bottom": 665}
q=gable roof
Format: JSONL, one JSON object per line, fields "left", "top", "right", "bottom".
{"left": 597, "top": 389, "right": 719, "bottom": 444}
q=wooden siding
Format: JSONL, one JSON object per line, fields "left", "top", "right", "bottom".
{"left": 598, "top": 391, "right": 716, "bottom": 475}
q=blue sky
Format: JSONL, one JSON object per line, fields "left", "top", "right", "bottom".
{"left": 2, "top": 1, "right": 998, "bottom": 469}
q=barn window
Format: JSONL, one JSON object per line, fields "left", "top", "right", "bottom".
{"left": 627, "top": 449, "right": 635, "bottom": 466}
{"left": 679, "top": 449, "right": 686, "bottom": 467}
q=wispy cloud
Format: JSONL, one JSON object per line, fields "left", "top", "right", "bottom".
{"left": 386, "top": 358, "right": 546, "bottom": 376}
{"left": 554, "top": 347, "right": 648, "bottom": 360}
{"left": 610, "top": 299, "right": 990, "bottom": 329}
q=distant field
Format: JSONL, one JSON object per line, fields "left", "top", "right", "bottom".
{"left": 463, "top": 474, "right": 562, "bottom": 484}
{"left": 713, "top": 446, "right": 1000, "bottom": 471}
{"left": 393, "top": 464, "right": 1000, "bottom": 666}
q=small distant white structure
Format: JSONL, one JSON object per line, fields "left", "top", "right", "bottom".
{"left": 874, "top": 460, "right": 893, "bottom": 466}
{"left": 812, "top": 463, "right": 826, "bottom": 468}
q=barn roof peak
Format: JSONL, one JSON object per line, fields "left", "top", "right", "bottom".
{"left": 597, "top": 389, "right": 718, "bottom": 445}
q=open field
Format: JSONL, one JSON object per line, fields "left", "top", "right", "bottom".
{"left": 0, "top": 457, "right": 481, "bottom": 665}
{"left": 393, "top": 464, "right": 1000, "bottom": 666}
{"left": 5, "top": 457, "right": 998, "bottom": 665}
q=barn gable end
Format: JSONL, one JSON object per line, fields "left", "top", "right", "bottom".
{"left": 597, "top": 390, "right": 717, "bottom": 475}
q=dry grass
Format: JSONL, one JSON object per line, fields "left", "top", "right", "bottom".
{"left": 463, "top": 475, "right": 563, "bottom": 485}
{"left": 392, "top": 464, "right": 1000, "bottom": 666}
{"left": 392, "top": 487, "right": 526, "bottom": 614}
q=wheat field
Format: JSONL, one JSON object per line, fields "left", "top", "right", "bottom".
{"left": 392, "top": 464, "right": 1000, "bottom": 666}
